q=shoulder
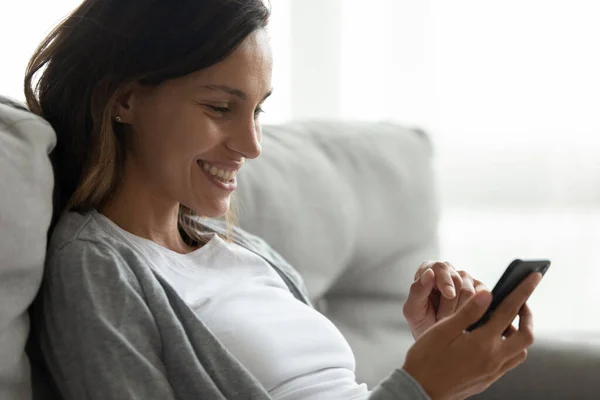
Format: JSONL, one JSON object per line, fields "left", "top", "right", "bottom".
{"left": 46, "top": 211, "right": 144, "bottom": 291}
{"left": 49, "top": 210, "right": 123, "bottom": 256}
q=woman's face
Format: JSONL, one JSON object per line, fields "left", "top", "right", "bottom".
{"left": 119, "top": 30, "right": 272, "bottom": 218}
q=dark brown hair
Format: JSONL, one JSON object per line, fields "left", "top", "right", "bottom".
{"left": 25, "top": 0, "right": 270, "bottom": 232}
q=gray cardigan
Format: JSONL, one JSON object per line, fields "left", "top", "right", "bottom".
{"left": 32, "top": 211, "right": 430, "bottom": 399}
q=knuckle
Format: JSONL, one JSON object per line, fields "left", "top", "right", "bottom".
{"left": 408, "top": 278, "right": 422, "bottom": 293}
{"left": 402, "top": 302, "right": 411, "bottom": 318}
{"left": 444, "top": 261, "right": 456, "bottom": 270}
{"left": 520, "top": 303, "right": 533, "bottom": 317}
{"left": 479, "top": 381, "right": 495, "bottom": 394}
{"left": 402, "top": 302, "right": 418, "bottom": 320}
{"left": 419, "top": 261, "right": 434, "bottom": 271}
{"left": 431, "top": 261, "right": 447, "bottom": 271}
{"left": 415, "top": 261, "right": 432, "bottom": 278}
{"left": 458, "top": 270, "right": 469, "bottom": 278}
{"left": 521, "top": 330, "right": 535, "bottom": 347}
{"left": 520, "top": 349, "right": 529, "bottom": 361}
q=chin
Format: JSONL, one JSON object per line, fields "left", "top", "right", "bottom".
{"left": 187, "top": 198, "right": 231, "bottom": 219}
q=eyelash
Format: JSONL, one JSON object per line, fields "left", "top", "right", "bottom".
{"left": 207, "top": 105, "right": 265, "bottom": 117}
{"left": 207, "top": 105, "right": 230, "bottom": 114}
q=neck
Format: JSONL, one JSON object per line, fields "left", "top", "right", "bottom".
{"left": 100, "top": 167, "right": 195, "bottom": 254}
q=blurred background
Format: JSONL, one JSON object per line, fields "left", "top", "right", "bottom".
{"left": 2, "top": 0, "right": 599, "bottom": 335}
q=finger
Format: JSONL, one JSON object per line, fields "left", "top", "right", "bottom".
{"left": 498, "top": 349, "right": 528, "bottom": 375}
{"left": 437, "top": 295, "right": 460, "bottom": 321}
{"left": 428, "top": 289, "right": 441, "bottom": 315}
{"left": 419, "top": 267, "right": 435, "bottom": 287}
{"left": 503, "top": 303, "right": 535, "bottom": 356}
{"left": 482, "top": 273, "right": 541, "bottom": 337}
{"left": 466, "top": 349, "right": 529, "bottom": 397}
{"left": 403, "top": 269, "right": 436, "bottom": 321}
{"left": 502, "top": 324, "right": 518, "bottom": 339}
{"left": 414, "top": 261, "right": 435, "bottom": 280}
{"left": 440, "top": 290, "right": 492, "bottom": 335}
{"left": 473, "top": 349, "right": 528, "bottom": 394}
{"left": 443, "top": 262, "right": 465, "bottom": 295}
{"left": 437, "top": 271, "right": 469, "bottom": 319}
{"left": 457, "top": 271, "right": 477, "bottom": 309}
{"left": 432, "top": 261, "right": 462, "bottom": 299}
{"left": 473, "top": 278, "right": 489, "bottom": 293}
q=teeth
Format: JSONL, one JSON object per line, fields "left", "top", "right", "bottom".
{"left": 199, "top": 161, "right": 239, "bottom": 182}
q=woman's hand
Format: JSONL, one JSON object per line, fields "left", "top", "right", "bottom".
{"left": 403, "top": 273, "right": 541, "bottom": 400}
{"left": 403, "top": 261, "right": 488, "bottom": 339}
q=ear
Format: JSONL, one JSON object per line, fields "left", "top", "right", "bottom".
{"left": 112, "top": 83, "right": 141, "bottom": 124}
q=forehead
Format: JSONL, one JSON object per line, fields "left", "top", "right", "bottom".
{"left": 182, "top": 30, "right": 273, "bottom": 93}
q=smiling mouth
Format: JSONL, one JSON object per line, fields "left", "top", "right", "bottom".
{"left": 197, "top": 160, "right": 239, "bottom": 183}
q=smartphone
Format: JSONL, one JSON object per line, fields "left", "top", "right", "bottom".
{"left": 466, "top": 259, "right": 551, "bottom": 332}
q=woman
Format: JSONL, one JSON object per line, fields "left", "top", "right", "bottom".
{"left": 25, "top": 0, "right": 540, "bottom": 399}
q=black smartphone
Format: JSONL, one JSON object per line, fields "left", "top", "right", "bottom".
{"left": 466, "top": 259, "right": 551, "bottom": 332}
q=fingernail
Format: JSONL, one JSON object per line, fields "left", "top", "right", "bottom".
{"left": 476, "top": 291, "right": 491, "bottom": 307}
{"left": 420, "top": 270, "right": 433, "bottom": 286}
{"left": 446, "top": 286, "right": 456, "bottom": 298}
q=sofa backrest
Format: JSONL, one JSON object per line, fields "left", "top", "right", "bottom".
{"left": 0, "top": 96, "right": 55, "bottom": 400}
{"left": 236, "top": 120, "right": 439, "bottom": 302}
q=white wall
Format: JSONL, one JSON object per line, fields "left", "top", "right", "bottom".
{"left": 0, "top": 1, "right": 81, "bottom": 101}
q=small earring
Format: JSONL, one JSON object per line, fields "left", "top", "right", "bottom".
{"left": 115, "top": 115, "right": 122, "bottom": 123}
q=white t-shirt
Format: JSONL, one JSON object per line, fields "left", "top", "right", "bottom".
{"left": 96, "top": 212, "right": 370, "bottom": 400}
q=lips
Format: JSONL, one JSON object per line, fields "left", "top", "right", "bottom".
{"left": 197, "top": 160, "right": 239, "bottom": 183}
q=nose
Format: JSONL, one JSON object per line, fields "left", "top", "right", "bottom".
{"left": 227, "top": 118, "right": 262, "bottom": 160}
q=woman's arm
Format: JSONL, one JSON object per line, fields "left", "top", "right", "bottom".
{"left": 369, "top": 369, "right": 431, "bottom": 400}
{"left": 35, "top": 240, "right": 176, "bottom": 400}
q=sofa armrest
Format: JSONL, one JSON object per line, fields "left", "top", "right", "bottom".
{"left": 0, "top": 97, "right": 55, "bottom": 399}
{"left": 473, "top": 336, "right": 600, "bottom": 399}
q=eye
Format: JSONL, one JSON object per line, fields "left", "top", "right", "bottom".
{"left": 207, "top": 105, "right": 231, "bottom": 114}
{"left": 254, "top": 106, "right": 265, "bottom": 118}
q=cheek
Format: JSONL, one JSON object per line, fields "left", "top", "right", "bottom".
{"left": 138, "top": 104, "right": 216, "bottom": 160}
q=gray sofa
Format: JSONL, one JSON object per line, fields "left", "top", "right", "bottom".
{"left": 1, "top": 96, "right": 599, "bottom": 399}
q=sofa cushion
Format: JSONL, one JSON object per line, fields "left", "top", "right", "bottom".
{"left": 0, "top": 97, "right": 55, "bottom": 399}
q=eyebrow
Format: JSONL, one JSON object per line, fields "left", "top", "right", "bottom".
{"left": 201, "top": 84, "right": 273, "bottom": 102}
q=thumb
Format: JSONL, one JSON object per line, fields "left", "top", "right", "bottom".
{"left": 442, "top": 290, "right": 492, "bottom": 334}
